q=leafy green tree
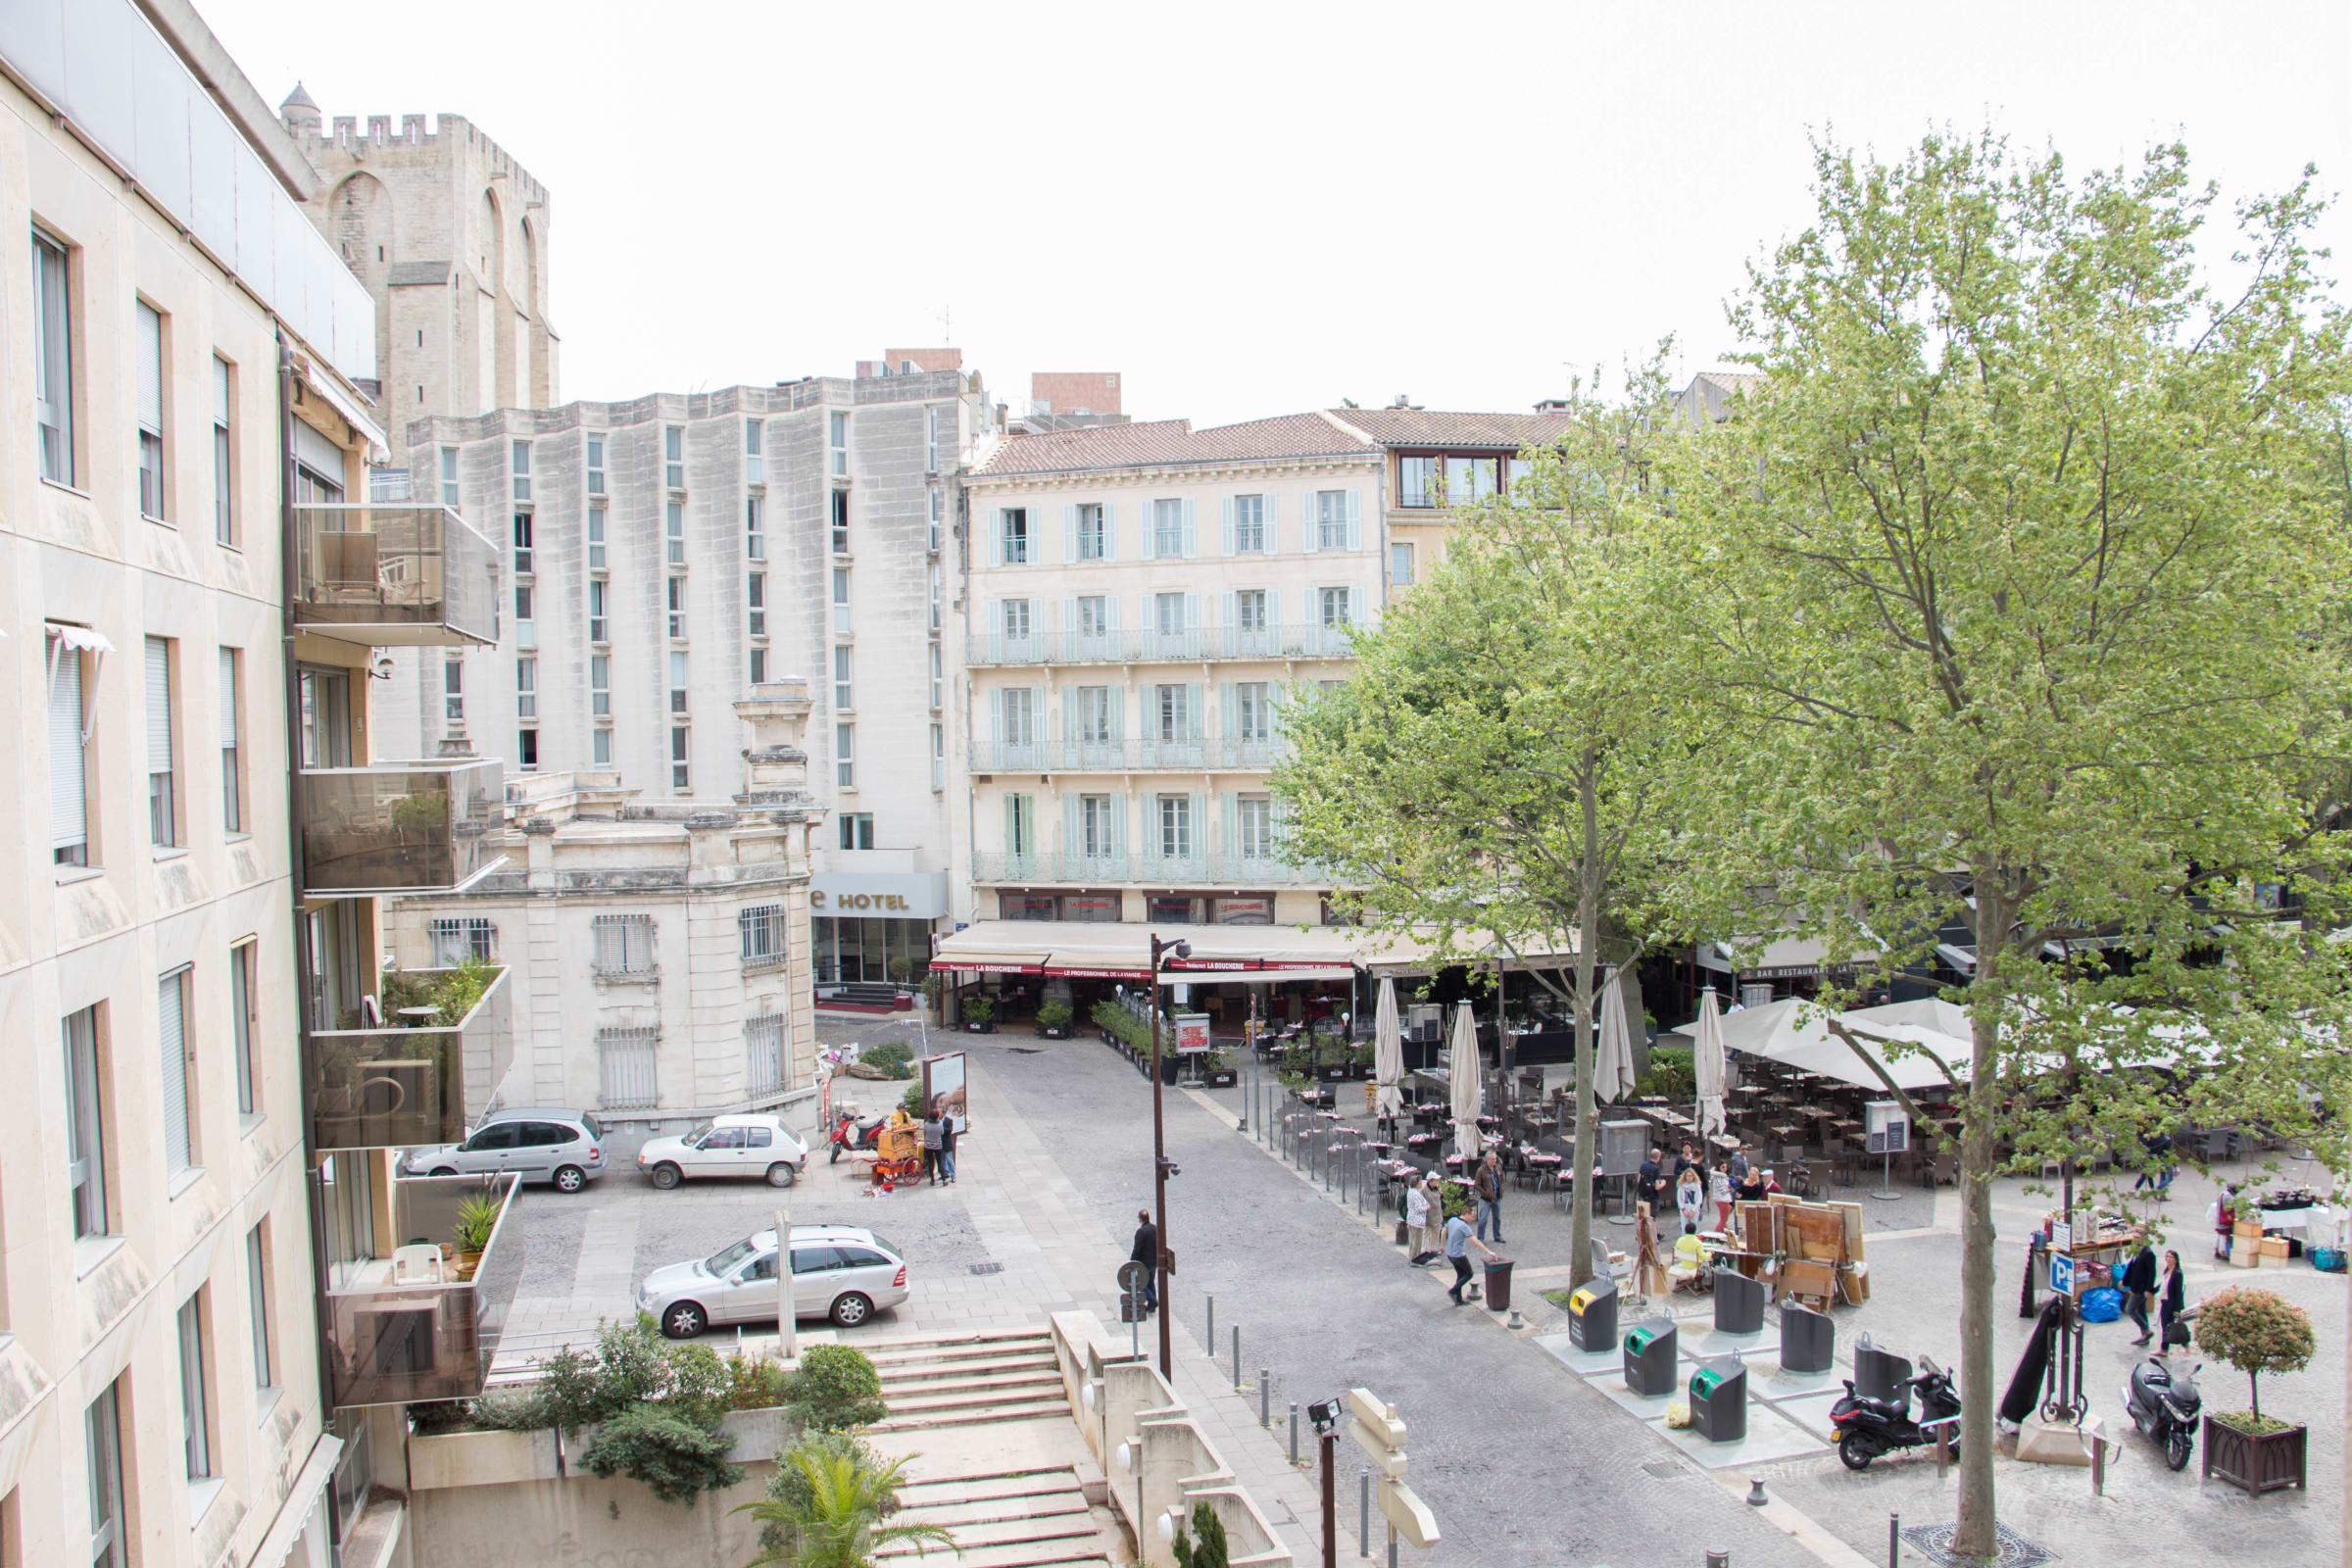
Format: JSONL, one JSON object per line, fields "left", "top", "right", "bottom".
{"left": 1662, "top": 129, "right": 2352, "bottom": 1556}
{"left": 736, "top": 1447, "right": 951, "bottom": 1568}
{"left": 576, "top": 1404, "right": 744, "bottom": 1505}
{"left": 1277, "top": 368, "right": 1716, "bottom": 1285}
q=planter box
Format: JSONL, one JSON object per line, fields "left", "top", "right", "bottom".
{"left": 1037, "top": 1024, "right": 1071, "bottom": 1040}
{"left": 718, "top": 1407, "right": 790, "bottom": 1464}
{"left": 964, "top": 1020, "right": 997, "bottom": 1034}
{"left": 1319, "top": 1065, "right": 1349, "bottom": 1081}
{"left": 1207, "top": 1069, "right": 1238, "bottom": 1087}
{"left": 2203, "top": 1415, "right": 2307, "bottom": 1494}
{"left": 410, "top": 1427, "right": 563, "bottom": 1491}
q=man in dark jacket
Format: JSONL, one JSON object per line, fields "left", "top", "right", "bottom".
{"left": 1130, "top": 1210, "right": 1159, "bottom": 1313}
{"left": 2120, "top": 1242, "right": 2158, "bottom": 1345}
{"left": 1639, "top": 1147, "right": 1666, "bottom": 1217}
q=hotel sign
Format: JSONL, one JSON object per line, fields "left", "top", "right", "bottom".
{"left": 810, "top": 869, "right": 949, "bottom": 919}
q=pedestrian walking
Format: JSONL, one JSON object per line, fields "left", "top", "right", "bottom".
{"left": 2157, "top": 1250, "right": 2188, "bottom": 1351}
{"left": 1130, "top": 1210, "right": 1159, "bottom": 1313}
{"left": 919, "top": 1106, "right": 945, "bottom": 1185}
{"left": 1444, "top": 1205, "right": 1498, "bottom": 1305}
{"left": 1475, "top": 1152, "right": 1506, "bottom": 1244}
{"left": 2120, "top": 1241, "right": 2157, "bottom": 1345}
{"left": 2210, "top": 1185, "right": 2236, "bottom": 1259}
{"left": 1728, "top": 1143, "right": 1751, "bottom": 1187}
{"left": 1639, "top": 1146, "right": 1667, "bottom": 1216}
{"left": 1675, "top": 1166, "right": 1704, "bottom": 1233}
{"left": 937, "top": 1103, "right": 957, "bottom": 1185}
{"left": 1403, "top": 1176, "right": 1435, "bottom": 1266}
{"left": 1709, "top": 1162, "right": 1734, "bottom": 1231}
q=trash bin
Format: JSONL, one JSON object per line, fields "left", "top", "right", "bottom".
{"left": 1568, "top": 1278, "right": 1619, "bottom": 1351}
{"left": 1780, "top": 1301, "right": 1835, "bottom": 1374}
{"left": 1623, "top": 1317, "right": 1679, "bottom": 1396}
{"left": 1483, "top": 1257, "right": 1514, "bottom": 1312}
{"left": 1690, "top": 1359, "right": 1748, "bottom": 1443}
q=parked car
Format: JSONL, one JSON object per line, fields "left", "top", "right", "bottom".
{"left": 638, "top": 1224, "right": 908, "bottom": 1337}
{"left": 637, "top": 1113, "right": 809, "bottom": 1190}
{"left": 402, "top": 1108, "right": 608, "bottom": 1193}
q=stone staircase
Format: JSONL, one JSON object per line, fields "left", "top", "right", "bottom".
{"left": 868, "top": 1329, "right": 1071, "bottom": 1432}
{"left": 881, "top": 1464, "right": 1115, "bottom": 1568}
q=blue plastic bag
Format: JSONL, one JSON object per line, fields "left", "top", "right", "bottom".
{"left": 2078, "top": 1286, "right": 2125, "bottom": 1323}
{"left": 2310, "top": 1247, "right": 2345, "bottom": 1274}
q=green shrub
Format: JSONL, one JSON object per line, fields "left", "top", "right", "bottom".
{"left": 1440, "top": 1182, "right": 1473, "bottom": 1220}
{"left": 1173, "top": 1500, "right": 1233, "bottom": 1568}
{"left": 737, "top": 1445, "right": 948, "bottom": 1568}
{"left": 475, "top": 1316, "right": 730, "bottom": 1435}
{"left": 1280, "top": 1041, "right": 1316, "bottom": 1077}
{"left": 408, "top": 1398, "right": 476, "bottom": 1436}
{"left": 900, "top": 1083, "right": 928, "bottom": 1116}
{"left": 1093, "top": 1000, "right": 1152, "bottom": 1052}
{"left": 787, "top": 1344, "right": 888, "bottom": 1433}
{"left": 379, "top": 956, "right": 497, "bottom": 1026}
{"left": 1636, "top": 1045, "right": 1693, "bottom": 1102}
{"left": 1037, "top": 998, "right": 1074, "bottom": 1031}
{"left": 749, "top": 1430, "right": 885, "bottom": 1561}
{"left": 726, "top": 1352, "right": 791, "bottom": 1412}
{"left": 963, "top": 996, "right": 997, "bottom": 1025}
{"left": 576, "top": 1405, "right": 743, "bottom": 1506}
{"left": 861, "top": 1041, "right": 914, "bottom": 1080}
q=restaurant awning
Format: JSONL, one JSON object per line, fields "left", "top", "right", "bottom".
{"left": 1697, "top": 934, "right": 1882, "bottom": 980}
{"left": 1356, "top": 929, "right": 1581, "bottom": 976}
{"left": 930, "top": 920, "right": 1391, "bottom": 984}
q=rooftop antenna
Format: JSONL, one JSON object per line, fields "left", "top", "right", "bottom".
{"left": 937, "top": 304, "right": 954, "bottom": 345}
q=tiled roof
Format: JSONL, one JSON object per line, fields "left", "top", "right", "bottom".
{"left": 1331, "top": 408, "right": 1576, "bottom": 449}
{"left": 974, "top": 413, "right": 1378, "bottom": 476}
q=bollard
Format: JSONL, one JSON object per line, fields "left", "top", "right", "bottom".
{"left": 1206, "top": 1294, "right": 1216, "bottom": 1354}
{"left": 1935, "top": 1425, "right": 1950, "bottom": 1478}
{"left": 1289, "top": 1400, "right": 1300, "bottom": 1464}
{"left": 2090, "top": 1439, "right": 2105, "bottom": 1497}
{"left": 1358, "top": 1467, "right": 1371, "bottom": 1557}
{"left": 1260, "top": 1368, "right": 1271, "bottom": 1427}
{"left": 1232, "top": 1325, "right": 1241, "bottom": 1391}
{"left": 1707, "top": 1553, "right": 1730, "bottom": 1568}
{"left": 1388, "top": 1525, "right": 1397, "bottom": 1568}
{"left": 1887, "top": 1513, "right": 1899, "bottom": 1568}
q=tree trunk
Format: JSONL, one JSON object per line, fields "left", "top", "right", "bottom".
{"left": 1567, "top": 760, "right": 1601, "bottom": 1290}
{"left": 1952, "top": 885, "right": 2011, "bottom": 1561}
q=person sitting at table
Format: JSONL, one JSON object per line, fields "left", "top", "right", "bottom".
{"left": 1670, "top": 1221, "right": 1710, "bottom": 1292}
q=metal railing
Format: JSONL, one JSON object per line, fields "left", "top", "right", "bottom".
{"left": 308, "top": 966, "right": 513, "bottom": 1152}
{"left": 319, "top": 1173, "right": 518, "bottom": 1407}
{"left": 967, "top": 737, "right": 1287, "bottom": 773}
{"left": 966, "top": 620, "right": 1367, "bottom": 668}
{"left": 969, "top": 851, "right": 1325, "bottom": 886}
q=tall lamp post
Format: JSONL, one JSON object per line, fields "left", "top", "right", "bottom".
{"left": 1151, "top": 933, "right": 1192, "bottom": 1378}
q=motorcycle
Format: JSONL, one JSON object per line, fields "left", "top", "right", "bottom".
{"left": 827, "top": 1108, "right": 886, "bottom": 1165}
{"left": 1829, "top": 1355, "right": 1963, "bottom": 1471}
{"left": 2124, "top": 1353, "right": 2202, "bottom": 1471}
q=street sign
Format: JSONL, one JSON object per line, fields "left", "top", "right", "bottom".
{"left": 2049, "top": 1221, "right": 2073, "bottom": 1253}
{"left": 1119, "top": 1293, "right": 1145, "bottom": 1323}
{"left": 1175, "top": 1013, "right": 1212, "bottom": 1054}
{"left": 1349, "top": 1422, "right": 1409, "bottom": 1478}
{"left": 1117, "top": 1259, "right": 1150, "bottom": 1292}
{"left": 1377, "top": 1480, "right": 1440, "bottom": 1548}
{"left": 2049, "top": 1250, "right": 2077, "bottom": 1298}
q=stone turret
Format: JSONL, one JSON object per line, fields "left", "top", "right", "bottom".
{"left": 279, "top": 81, "right": 320, "bottom": 136}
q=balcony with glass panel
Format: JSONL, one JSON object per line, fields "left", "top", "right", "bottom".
{"left": 293, "top": 503, "right": 500, "bottom": 647}
{"left": 299, "top": 759, "right": 506, "bottom": 897}
{"left": 320, "top": 1172, "right": 518, "bottom": 1407}
{"left": 308, "top": 965, "right": 512, "bottom": 1152}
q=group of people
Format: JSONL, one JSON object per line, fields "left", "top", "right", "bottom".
{"left": 2117, "top": 1242, "right": 2189, "bottom": 1349}
{"left": 911, "top": 1101, "right": 957, "bottom": 1185}
{"left": 1396, "top": 1151, "right": 1509, "bottom": 1304}
{"left": 1639, "top": 1139, "right": 1780, "bottom": 1254}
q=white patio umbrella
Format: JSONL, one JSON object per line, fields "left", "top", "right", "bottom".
{"left": 1448, "top": 1003, "right": 1484, "bottom": 1161}
{"left": 1693, "top": 987, "right": 1728, "bottom": 1137}
{"left": 1374, "top": 976, "right": 1405, "bottom": 1123}
{"left": 1594, "top": 968, "right": 1638, "bottom": 1104}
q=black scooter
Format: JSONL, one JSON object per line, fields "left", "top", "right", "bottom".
{"left": 1829, "top": 1355, "right": 1963, "bottom": 1470}
{"left": 2124, "top": 1354, "right": 2202, "bottom": 1471}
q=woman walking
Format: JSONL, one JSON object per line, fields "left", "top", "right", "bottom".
{"left": 2156, "top": 1250, "right": 2187, "bottom": 1351}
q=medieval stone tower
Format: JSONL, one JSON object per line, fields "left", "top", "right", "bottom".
{"left": 280, "top": 85, "right": 559, "bottom": 468}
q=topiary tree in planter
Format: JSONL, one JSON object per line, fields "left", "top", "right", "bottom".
{"left": 1172, "top": 1500, "right": 1232, "bottom": 1568}
{"left": 2198, "top": 1286, "right": 2315, "bottom": 1428}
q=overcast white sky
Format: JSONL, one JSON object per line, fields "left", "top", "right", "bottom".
{"left": 199, "top": 0, "right": 2350, "bottom": 426}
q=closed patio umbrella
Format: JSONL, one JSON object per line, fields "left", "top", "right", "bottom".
{"left": 1693, "top": 987, "right": 1728, "bottom": 1137}
{"left": 1449, "top": 1003, "right": 1483, "bottom": 1162}
{"left": 1374, "top": 976, "right": 1404, "bottom": 1123}
{"left": 1595, "top": 968, "right": 1638, "bottom": 1104}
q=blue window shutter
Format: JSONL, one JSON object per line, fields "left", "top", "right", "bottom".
{"left": 1221, "top": 682, "right": 1238, "bottom": 742}
{"left": 1063, "top": 503, "right": 1079, "bottom": 564}
{"left": 989, "top": 687, "right": 1004, "bottom": 749}
{"left": 1263, "top": 590, "right": 1280, "bottom": 628}
{"left": 1102, "top": 502, "right": 1117, "bottom": 562}
{"left": 1302, "top": 494, "right": 1320, "bottom": 554}
{"left": 1105, "top": 594, "right": 1122, "bottom": 633}
{"left": 1221, "top": 497, "right": 1236, "bottom": 557}
{"left": 1185, "top": 592, "right": 1200, "bottom": 638}
{"left": 1222, "top": 791, "right": 1239, "bottom": 858}
{"left": 1186, "top": 683, "right": 1202, "bottom": 739}
{"left": 1109, "top": 686, "right": 1125, "bottom": 740}
{"left": 1220, "top": 590, "right": 1237, "bottom": 643}
{"left": 1189, "top": 791, "right": 1206, "bottom": 858}
{"left": 1347, "top": 488, "right": 1363, "bottom": 550}
{"left": 1141, "top": 503, "right": 1157, "bottom": 562}
{"left": 1262, "top": 492, "right": 1279, "bottom": 553}
{"left": 992, "top": 509, "right": 1004, "bottom": 564}
{"left": 1181, "top": 499, "right": 1197, "bottom": 558}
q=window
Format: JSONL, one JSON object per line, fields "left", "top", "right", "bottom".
{"left": 586, "top": 434, "right": 605, "bottom": 496}
{"left": 748, "top": 572, "right": 766, "bottom": 637}
{"left": 588, "top": 505, "right": 607, "bottom": 570}
{"left": 670, "top": 725, "right": 690, "bottom": 790}
{"left": 1392, "top": 541, "right": 1415, "bottom": 587}
{"left": 160, "top": 965, "right": 196, "bottom": 1179}
{"left": 1081, "top": 794, "right": 1116, "bottom": 858}
{"left": 1152, "top": 498, "right": 1185, "bottom": 558}
{"left": 928, "top": 642, "right": 943, "bottom": 709}
{"left": 929, "top": 565, "right": 942, "bottom": 632}
{"left": 1155, "top": 592, "right": 1188, "bottom": 633}
{"left": 746, "top": 495, "right": 764, "bottom": 560}
{"left": 669, "top": 650, "right": 689, "bottom": 714}
{"left": 1238, "top": 795, "right": 1274, "bottom": 858}
{"left": 1002, "top": 893, "right": 1056, "bottom": 921}
{"left": 836, "top": 722, "right": 855, "bottom": 788}
{"left": 745, "top": 1012, "right": 788, "bottom": 1099}
{"left": 516, "top": 656, "right": 536, "bottom": 719}
{"left": 666, "top": 500, "right": 686, "bottom": 565}
{"left": 136, "top": 301, "right": 167, "bottom": 518}
{"left": 831, "top": 489, "right": 850, "bottom": 553}
{"left": 1319, "top": 587, "right": 1353, "bottom": 627}
{"left": 1446, "top": 455, "right": 1499, "bottom": 506}
{"left": 246, "top": 1223, "right": 274, "bottom": 1394}
{"left": 1001, "top": 688, "right": 1036, "bottom": 749}
{"left": 218, "top": 647, "right": 243, "bottom": 833}
{"left": 64, "top": 1004, "right": 107, "bottom": 1238}
{"left": 592, "top": 726, "right": 612, "bottom": 766}
{"left": 85, "top": 1381, "right": 125, "bottom": 1568}
{"left": 444, "top": 657, "right": 465, "bottom": 721}
{"left": 1005, "top": 793, "right": 1035, "bottom": 857}
{"left": 426, "top": 917, "right": 494, "bottom": 968}
{"left": 147, "top": 636, "right": 178, "bottom": 848}
{"left": 1076, "top": 502, "right": 1106, "bottom": 561}
{"left": 749, "top": 648, "right": 767, "bottom": 686}
{"left": 998, "top": 508, "right": 1029, "bottom": 565}
{"left": 517, "top": 728, "right": 539, "bottom": 770}
{"left": 513, "top": 512, "right": 534, "bottom": 574}
{"left": 930, "top": 722, "right": 945, "bottom": 790}
{"left": 668, "top": 576, "right": 686, "bottom": 639}
{"left": 438, "top": 444, "right": 460, "bottom": 508}
{"left": 1231, "top": 494, "right": 1266, "bottom": 554}
{"left": 177, "top": 1291, "right": 213, "bottom": 1480}
{"left": 229, "top": 940, "right": 257, "bottom": 1117}
{"left": 514, "top": 582, "right": 533, "bottom": 628}
{"left": 598, "top": 1026, "right": 661, "bottom": 1109}
{"left": 740, "top": 904, "right": 786, "bottom": 969}
{"left": 33, "top": 227, "right": 75, "bottom": 484}
{"left": 511, "top": 439, "right": 531, "bottom": 502}
{"left": 1236, "top": 681, "right": 1271, "bottom": 741}
{"left": 1316, "top": 490, "right": 1349, "bottom": 549}
{"left": 589, "top": 580, "right": 609, "bottom": 643}
{"left": 927, "top": 489, "right": 943, "bottom": 553}
{"left": 1001, "top": 597, "right": 1032, "bottom": 647}
{"left": 745, "top": 417, "right": 764, "bottom": 483}
{"left": 1155, "top": 683, "right": 1191, "bottom": 741}
{"left": 1157, "top": 795, "right": 1193, "bottom": 859}
{"left": 1072, "top": 686, "right": 1112, "bottom": 744}
{"left": 834, "top": 566, "right": 853, "bottom": 634}
{"left": 663, "top": 423, "right": 684, "bottom": 488}
{"left": 1076, "top": 594, "right": 1110, "bottom": 644}
{"left": 212, "top": 357, "right": 234, "bottom": 543}
{"left": 833, "top": 645, "right": 853, "bottom": 710}
{"left": 1235, "top": 589, "right": 1268, "bottom": 632}
{"left": 592, "top": 913, "right": 657, "bottom": 978}
{"left": 828, "top": 411, "right": 848, "bottom": 475}
{"left": 925, "top": 406, "right": 941, "bottom": 471}
{"left": 48, "top": 631, "right": 93, "bottom": 866}
{"left": 837, "top": 813, "right": 874, "bottom": 850}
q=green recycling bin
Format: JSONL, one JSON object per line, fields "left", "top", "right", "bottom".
{"left": 1690, "top": 1358, "right": 1747, "bottom": 1443}
{"left": 1622, "top": 1317, "right": 1678, "bottom": 1396}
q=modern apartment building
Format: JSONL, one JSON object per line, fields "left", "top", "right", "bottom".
{"left": 0, "top": 5, "right": 506, "bottom": 1567}
{"left": 956, "top": 406, "right": 1573, "bottom": 931}
{"left": 393, "top": 360, "right": 985, "bottom": 995}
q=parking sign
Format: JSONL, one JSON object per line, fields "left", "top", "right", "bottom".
{"left": 2049, "top": 1250, "right": 2076, "bottom": 1297}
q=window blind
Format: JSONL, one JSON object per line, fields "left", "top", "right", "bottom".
{"left": 146, "top": 638, "right": 172, "bottom": 772}
{"left": 49, "top": 638, "right": 85, "bottom": 852}
{"left": 160, "top": 968, "right": 191, "bottom": 1176}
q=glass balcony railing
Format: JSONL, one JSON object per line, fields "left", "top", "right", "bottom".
{"left": 308, "top": 966, "right": 512, "bottom": 1152}
{"left": 970, "top": 851, "right": 1323, "bottom": 886}
{"left": 966, "top": 620, "right": 1365, "bottom": 668}
{"left": 300, "top": 760, "right": 506, "bottom": 897}
{"left": 320, "top": 1173, "right": 517, "bottom": 1407}
{"left": 293, "top": 503, "right": 500, "bottom": 647}
{"left": 967, "top": 738, "right": 1282, "bottom": 773}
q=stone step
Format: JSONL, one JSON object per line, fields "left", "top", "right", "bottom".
{"left": 893, "top": 1491, "right": 1093, "bottom": 1530}
{"left": 894, "top": 1466, "right": 1079, "bottom": 1506}
{"left": 875, "top": 1349, "right": 1061, "bottom": 1385}
{"left": 881, "top": 1379, "right": 1072, "bottom": 1416}
{"left": 871, "top": 1397, "right": 1072, "bottom": 1433}
{"left": 873, "top": 1510, "right": 1103, "bottom": 1560}
{"left": 862, "top": 1330, "right": 1054, "bottom": 1363}
{"left": 881, "top": 1545, "right": 1110, "bottom": 1568}
{"left": 880, "top": 1369, "right": 1066, "bottom": 1404}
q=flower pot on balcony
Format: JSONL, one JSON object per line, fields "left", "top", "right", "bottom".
{"left": 2203, "top": 1414, "right": 2307, "bottom": 1494}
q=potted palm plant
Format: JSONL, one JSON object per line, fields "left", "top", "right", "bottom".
{"left": 738, "top": 1446, "right": 953, "bottom": 1568}
{"left": 1316, "top": 1034, "right": 1350, "bottom": 1082}
{"left": 2196, "top": 1285, "right": 2315, "bottom": 1494}
{"left": 450, "top": 1190, "right": 502, "bottom": 1281}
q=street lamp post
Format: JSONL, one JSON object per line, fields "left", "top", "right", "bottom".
{"left": 1151, "top": 933, "right": 1192, "bottom": 1379}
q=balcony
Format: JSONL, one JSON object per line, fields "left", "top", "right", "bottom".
{"left": 967, "top": 738, "right": 1282, "bottom": 774}
{"left": 300, "top": 760, "right": 506, "bottom": 897}
{"left": 971, "top": 851, "right": 1324, "bottom": 886}
{"left": 321, "top": 1173, "right": 518, "bottom": 1407}
{"left": 308, "top": 965, "right": 513, "bottom": 1152}
{"left": 293, "top": 503, "right": 500, "bottom": 647}
{"left": 966, "top": 620, "right": 1365, "bottom": 668}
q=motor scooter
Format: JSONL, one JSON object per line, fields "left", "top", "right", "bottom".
{"left": 827, "top": 1107, "right": 886, "bottom": 1164}
{"left": 1829, "top": 1355, "right": 1963, "bottom": 1470}
{"left": 2124, "top": 1352, "right": 2202, "bottom": 1471}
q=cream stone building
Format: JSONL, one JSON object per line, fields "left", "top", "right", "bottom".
{"left": 0, "top": 4, "right": 509, "bottom": 1567}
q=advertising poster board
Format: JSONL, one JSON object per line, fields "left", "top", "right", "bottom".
{"left": 922, "top": 1051, "right": 970, "bottom": 1135}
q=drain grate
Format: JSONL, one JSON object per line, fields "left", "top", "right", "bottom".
{"left": 1900, "top": 1521, "right": 2053, "bottom": 1568}
{"left": 1641, "top": 1459, "right": 1685, "bottom": 1480}
{"left": 967, "top": 1261, "right": 1004, "bottom": 1276}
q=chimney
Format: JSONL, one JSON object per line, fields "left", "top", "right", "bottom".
{"left": 1534, "top": 398, "right": 1573, "bottom": 415}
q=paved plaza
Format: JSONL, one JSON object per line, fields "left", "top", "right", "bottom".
{"left": 489, "top": 1020, "right": 2346, "bottom": 1567}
